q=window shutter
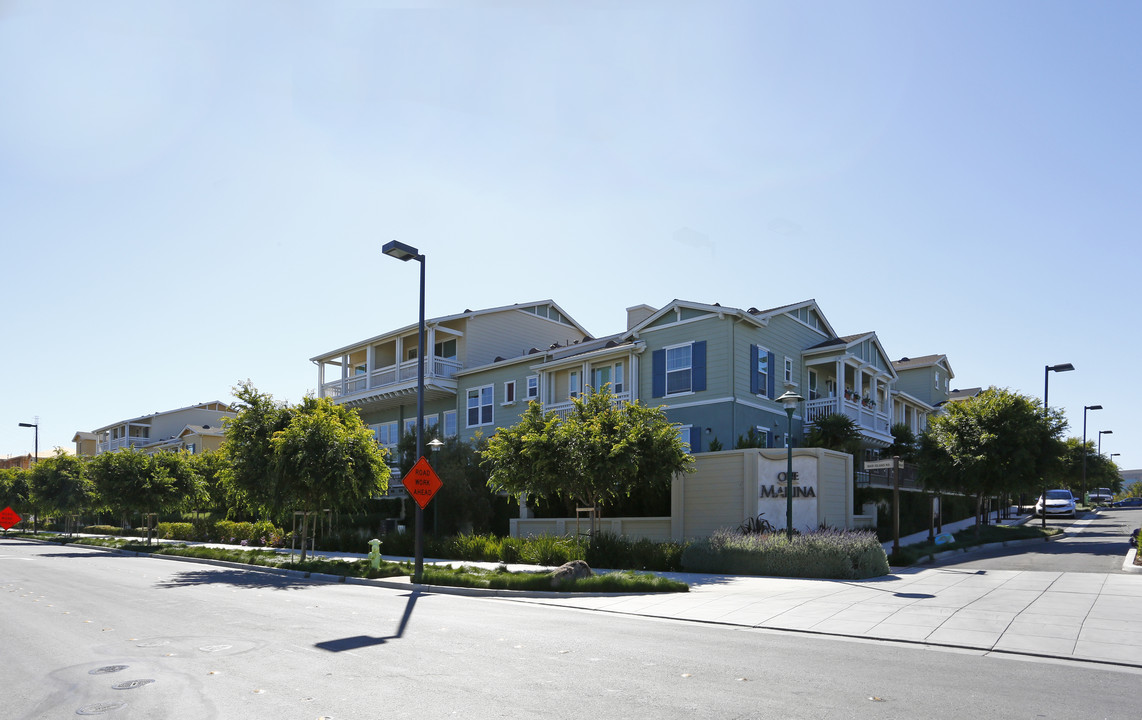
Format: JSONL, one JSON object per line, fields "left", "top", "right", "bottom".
{"left": 652, "top": 349, "right": 666, "bottom": 398}
{"left": 750, "top": 345, "right": 759, "bottom": 395}
{"left": 690, "top": 427, "right": 702, "bottom": 453}
{"left": 692, "top": 341, "right": 706, "bottom": 392}
{"left": 767, "top": 351, "right": 776, "bottom": 398}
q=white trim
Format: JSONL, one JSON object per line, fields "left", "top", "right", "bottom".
{"left": 504, "top": 380, "right": 516, "bottom": 404}
{"left": 466, "top": 384, "right": 495, "bottom": 428}
{"left": 637, "top": 315, "right": 718, "bottom": 334}
{"left": 660, "top": 396, "right": 734, "bottom": 410}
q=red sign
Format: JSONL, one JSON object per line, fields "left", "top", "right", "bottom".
{"left": 0, "top": 506, "right": 21, "bottom": 531}
{"left": 401, "top": 457, "right": 443, "bottom": 510}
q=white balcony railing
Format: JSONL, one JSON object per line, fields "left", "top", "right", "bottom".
{"left": 804, "top": 396, "right": 890, "bottom": 435}
{"left": 96, "top": 437, "right": 154, "bottom": 454}
{"left": 321, "top": 356, "right": 462, "bottom": 399}
{"left": 544, "top": 391, "right": 632, "bottom": 421}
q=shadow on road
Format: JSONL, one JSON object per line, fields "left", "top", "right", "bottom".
{"left": 154, "top": 567, "right": 315, "bottom": 590}
{"left": 314, "top": 590, "right": 422, "bottom": 652}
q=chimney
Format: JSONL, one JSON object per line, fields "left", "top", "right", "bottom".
{"left": 626, "top": 304, "right": 656, "bottom": 331}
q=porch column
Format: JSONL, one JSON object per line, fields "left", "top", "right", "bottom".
{"left": 836, "top": 358, "right": 844, "bottom": 401}
{"left": 426, "top": 327, "right": 436, "bottom": 378}
{"left": 340, "top": 355, "right": 348, "bottom": 396}
{"left": 366, "top": 345, "right": 375, "bottom": 389}
{"left": 318, "top": 361, "right": 325, "bottom": 398}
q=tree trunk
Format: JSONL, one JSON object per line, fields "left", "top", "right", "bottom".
{"left": 974, "top": 494, "right": 984, "bottom": 538}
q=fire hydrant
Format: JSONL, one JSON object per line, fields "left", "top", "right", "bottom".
{"left": 367, "top": 538, "right": 382, "bottom": 569}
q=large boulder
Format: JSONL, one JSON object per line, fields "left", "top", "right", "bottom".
{"left": 550, "top": 560, "right": 593, "bottom": 588}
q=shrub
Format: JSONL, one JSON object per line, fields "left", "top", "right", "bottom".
{"left": 155, "top": 522, "right": 195, "bottom": 541}
{"left": 681, "top": 528, "right": 889, "bottom": 579}
{"left": 82, "top": 525, "right": 127, "bottom": 536}
{"left": 586, "top": 532, "right": 686, "bottom": 572}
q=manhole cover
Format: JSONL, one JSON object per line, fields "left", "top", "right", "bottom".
{"left": 111, "top": 679, "right": 155, "bottom": 690}
{"left": 88, "top": 665, "right": 128, "bottom": 675}
{"left": 76, "top": 701, "right": 127, "bottom": 715}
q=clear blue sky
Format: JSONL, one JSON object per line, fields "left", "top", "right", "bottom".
{"left": 2, "top": 1, "right": 1139, "bottom": 473}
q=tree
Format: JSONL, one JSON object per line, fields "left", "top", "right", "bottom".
{"left": 805, "top": 413, "right": 862, "bottom": 457}
{"left": 886, "top": 423, "right": 918, "bottom": 462}
{"left": 481, "top": 388, "right": 693, "bottom": 529}
{"left": 398, "top": 429, "right": 495, "bottom": 535}
{"left": 0, "top": 467, "right": 30, "bottom": 532}
{"left": 220, "top": 381, "right": 293, "bottom": 515}
{"left": 88, "top": 449, "right": 203, "bottom": 543}
{"left": 918, "top": 386, "right": 1066, "bottom": 536}
{"left": 222, "top": 384, "right": 390, "bottom": 561}
{"left": 28, "top": 451, "right": 94, "bottom": 533}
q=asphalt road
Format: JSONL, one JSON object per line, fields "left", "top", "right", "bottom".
{"left": 931, "top": 507, "right": 1141, "bottom": 573}
{"left": 2, "top": 537, "right": 1140, "bottom": 719}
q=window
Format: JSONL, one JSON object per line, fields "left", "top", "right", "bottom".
{"left": 467, "top": 386, "right": 494, "bottom": 427}
{"left": 678, "top": 425, "right": 702, "bottom": 453}
{"left": 666, "top": 345, "right": 692, "bottom": 394}
{"left": 443, "top": 411, "right": 457, "bottom": 438}
{"left": 526, "top": 375, "right": 539, "bottom": 400}
{"left": 784, "top": 357, "right": 794, "bottom": 384}
{"left": 808, "top": 370, "right": 819, "bottom": 400}
{"left": 614, "top": 362, "right": 625, "bottom": 394}
{"left": 403, "top": 414, "right": 438, "bottom": 437}
{"left": 372, "top": 421, "right": 399, "bottom": 447}
{"left": 751, "top": 345, "right": 774, "bottom": 398}
{"left": 592, "top": 365, "right": 611, "bottom": 392}
{"left": 434, "top": 338, "right": 457, "bottom": 359}
{"left": 569, "top": 370, "right": 580, "bottom": 399}
{"left": 652, "top": 341, "right": 705, "bottom": 398}
{"left": 504, "top": 380, "right": 516, "bottom": 403}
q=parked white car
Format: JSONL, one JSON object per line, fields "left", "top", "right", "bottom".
{"left": 1035, "top": 489, "right": 1077, "bottom": 518}
{"left": 1088, "top": 488, "right": 1112, "bottom": 504}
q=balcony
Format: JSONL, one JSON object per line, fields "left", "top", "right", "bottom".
{"left": 544, "top": 391, "right": 632, "bottom": 421}
{"left": 321, "top": 356, "right": 463, "bottom": 409}
{"left": 96, "top": 437, "right": 154, "bottom": 454}
{"left": 804, "top": 395, "right": 892, "bottom": 445}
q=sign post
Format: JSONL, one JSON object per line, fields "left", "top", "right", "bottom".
{"left": 402, "top": 457, "right": 443, "bottom": 511}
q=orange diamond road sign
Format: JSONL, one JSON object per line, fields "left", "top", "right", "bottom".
{"left": 402, "top": 457, "right": 442, "bottom": 510}
{"left": 0, "top": 506, "right": 21, "bottom": 531}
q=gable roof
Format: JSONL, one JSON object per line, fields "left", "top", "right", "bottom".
{"left": 893, "top": 353, "right": 955, "bottom": 378}
{"left": 803, "top": 331, "right": 898, "bottom": 380}
{"left": 311, "top": 300, "right": 591, "bottom": 362}
{"left": 624, "top": 298, "right": 837, "bottom": 338}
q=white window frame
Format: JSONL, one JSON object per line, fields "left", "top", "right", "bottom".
{"left": 784, "top": 356, "right": 794, "bottom": 384}
{"left": 503, "top": 380, "right": 516, "bottom": 404}
{"left": 678, "top": 424, "right": 694, "bottom": 451}
{"left": 467, "top": 385, "right": 494, "bottom": 427}
{"left": 372, "top": 421, "right": 399, "bottom": 448}
{"left": 526, "top": 375, "right": 539, "bottom": 400}
{"left": 665, "top": 342, "right": 694, "bottom": 396}
{"left": 443, "top": 410, "right": 457, "bottom": 438}
{"left": 614, "top": 361, "right": 625, "bottom": 394}
{"left": 569, "top": 370, "right": 580, "bottom": 399}
{"left": 755, "top": 344, "right": 770, "bottom": 398}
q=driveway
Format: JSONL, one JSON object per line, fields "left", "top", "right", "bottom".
{"left": 929, "top": 508, "right": 1140, "bottom": 573}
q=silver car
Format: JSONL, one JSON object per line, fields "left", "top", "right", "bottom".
{"left": 1035, "top": 489, "right": 1077, "bottom": 518}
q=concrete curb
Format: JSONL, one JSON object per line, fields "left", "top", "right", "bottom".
{"left": 913, "top": 532, "right": 1062, "bottom": 565}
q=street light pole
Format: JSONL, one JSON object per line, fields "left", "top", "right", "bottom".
{"left": 1082, "top": 405, "right": 1102, "bottom": 505}
{"left": 18, "top": 421, "right": 38, "bottom": 534}
{"left": 776, "top": 390, "right": 804, "bottom": 541}
{"left": 1042, "top": 363, "right": 1074, "bottom": 528}
{"left": 382, "top": 240, "right": 427, "bottom": 581}
{"left": 1091, "top": 429, "right": 1110, "bottom": 457}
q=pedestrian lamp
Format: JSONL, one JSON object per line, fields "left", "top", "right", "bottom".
{"left": 776, "top": 390, "right": 803, "bottom": 540}
{"left": 427, "top": 437, "right": 444, "bottom": 535}
{"left": 382, "top": 239, "right": 427, "bottom": 580}
{"left": 1082, "top": 405, "right": 1102, "bottom": 505}
{"left": 1041, "top": 363, "right": 1074, "bottom": 527}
